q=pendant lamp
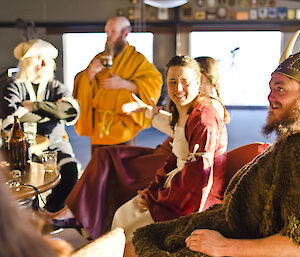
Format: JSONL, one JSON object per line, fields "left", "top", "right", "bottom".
{"left": 144, "top": 0, "right": 188, "bottom": 8}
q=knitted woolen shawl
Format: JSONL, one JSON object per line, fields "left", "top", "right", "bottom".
{"left": 133, "top": 132, "right": 300, "bottom": 257}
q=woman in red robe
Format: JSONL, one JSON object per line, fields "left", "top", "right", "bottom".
{"left": 111, "top": 56, "right": 228, "bottom": 252}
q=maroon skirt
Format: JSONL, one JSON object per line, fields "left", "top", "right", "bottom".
{"left": 66, "top": 138, "right": 172, "bottom": 239}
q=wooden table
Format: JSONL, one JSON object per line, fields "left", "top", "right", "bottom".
{"left": 2, "top": 161, "right": 61, "bottom": 200}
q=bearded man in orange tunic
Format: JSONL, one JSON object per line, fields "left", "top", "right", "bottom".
{"left": 73, "top": 16, "right": 163, "bottom": 152}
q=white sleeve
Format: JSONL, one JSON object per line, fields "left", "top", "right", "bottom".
{"left": 151, "top": 110, "right": 174, "bottom": 137}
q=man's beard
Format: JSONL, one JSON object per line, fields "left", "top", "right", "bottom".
{"left": 105, "top": 35, "right": 126, "bottom": 57}
{"left": 28, "top": 66, "right": 54, "bottom": 83}
{"left": 262, "top": 98, "right": 300, "bottom": 137}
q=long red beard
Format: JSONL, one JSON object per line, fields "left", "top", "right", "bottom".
{"left": 105, "top": 36, "right": 126, "bottom": 57}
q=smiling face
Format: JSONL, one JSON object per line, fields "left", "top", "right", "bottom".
{"left": 263, "top": 72, "right": 300, "bottom": 136}
{"left": 167, "top": 66, "right": 201, "bottom": 112}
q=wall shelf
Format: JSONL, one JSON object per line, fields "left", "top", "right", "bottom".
{"left": 0, "top": 19, "right": 298, "bottom": 33}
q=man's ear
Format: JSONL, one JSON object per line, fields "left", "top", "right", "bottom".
{"left": 199, "top": 74, "right": 205, "bottom": 85}
{"left": 200, "top": 74, "right": 205, "bottom": 82}
{"left": 122, "top": 28, "right": 130, "bottom": 38}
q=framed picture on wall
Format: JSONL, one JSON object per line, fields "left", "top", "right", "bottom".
{"left": 249, "top": 9, "right": 258, "bottom": 20}
{"left": 157, "top": 8, "right": 169, "bottom": 20}
{"left": 207, "top": 0, "right": 217, "bottom": 8}
{"left": 258, "top": 7, "right": 268, "bottom": 19}
{"left": 217, "top": 6, "right": 228, "bottom": 19}
{"left": 278, "top": 7, "right": 287, "bottom": 20}
{"left": 196, "top": 0, "right": 205, "bottom": 7}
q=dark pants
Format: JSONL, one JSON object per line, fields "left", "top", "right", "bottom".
{"left": 44, "top": 161, "right": 78, "bottom": 212}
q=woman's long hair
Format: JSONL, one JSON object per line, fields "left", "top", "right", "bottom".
{"left": 195, "top": 56, "right": 230, "bottom": 123}
{"left": 0, "top": 154, "right": 61, "bottom": 257}
{"left": 166, "top": 56, "right": 209, "bottom": 130}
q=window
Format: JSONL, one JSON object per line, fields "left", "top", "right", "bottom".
{"left": 190, "top": 31, "right": 281, "bottom": 106}
{"left": 62, "top": 32, "right": 154, "bottom": 92}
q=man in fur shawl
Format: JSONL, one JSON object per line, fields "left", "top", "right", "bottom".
{"left": 130, "top": 51, "right": 300, "bottom": 256}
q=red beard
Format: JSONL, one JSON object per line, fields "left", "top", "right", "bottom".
{"left": 105, "top": 35, "right": 126, "bottom": 57}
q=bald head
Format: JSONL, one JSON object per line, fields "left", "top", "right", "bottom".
{"left": 107, "top": 16, "right": 131, "bottom": 31}
{"left": 105, "top": 16, "right": 131, "bottom": 56}
{"left": 105, "top": 16, "right": 131, "bottom": 39}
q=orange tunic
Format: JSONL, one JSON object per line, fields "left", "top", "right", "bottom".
{"left": 73, "top": 43, "right": 163, "bottom": 145}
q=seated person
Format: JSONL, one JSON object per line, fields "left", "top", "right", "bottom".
{"left": 195, "top": 56, "right": 230, "bottom": 124}
{"left": 49, "top": 56, "right": 229, "bottom": 241}
{"left": 109, "top": 55, "right": 228, "bottom": 244}
{"left": 1, "top": 37, "right": 79, "bottom": 214}
{"left": 130, "top": 52, "right": 300, "bottom": 257}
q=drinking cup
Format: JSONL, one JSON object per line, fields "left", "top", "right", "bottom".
{"left": 23, "top": 122, "right": 37, "bottom": 144}
{"left": 100, "top": 55, "right": 113, "bottom": 68}
{"left": 42, "top": 151, "right": 57, "bottom": 172}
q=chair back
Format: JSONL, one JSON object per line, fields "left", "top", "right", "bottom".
{"left": 225, "top": 142, "right": 271, "bottom": 186}
{"left": 71, "top": 228, "right": 125, "bottom": 257}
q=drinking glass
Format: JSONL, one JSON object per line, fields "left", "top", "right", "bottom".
{"left": 42, "top": 151, "right": 57, "bottom": 172}
{"left": 23, "top": 122, "right": 37, "bottom": 144}
{"left": 100, "top": 55, "right": 113, "bottom": 68}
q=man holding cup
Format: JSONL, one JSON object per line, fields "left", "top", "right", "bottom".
{"left": 73, "top": 16, "right": 163, "bottom": 153}
{"left": 1, "top": 33, "right": 79, "bottom": 216}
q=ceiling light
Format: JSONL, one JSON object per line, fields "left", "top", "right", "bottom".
{"left": 144, "top": 0, "right": 188, "bottom": 8}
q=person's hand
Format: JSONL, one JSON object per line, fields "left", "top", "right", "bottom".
{"left": 102, "top": 73, "right": 127, "bottom": 90}
{"left": 137, "top": 188, "right": 149, "bottom": 212}
{"left": 87, "top": 58, "right": 103, "bottom": 81}
{"left": 21, "top": 100, "right": 34, "bottom": 112}
{"left": 185, "top": 229, "right": 229, "bottom": 256}
{"left": 122, "top": 93, "right": 149, "bottom": 115}
{"left": 88, "top": 58, "right": 103, "bottom": 74}
{"left": 102, "top": 73, "right": 138, "bottom": 94}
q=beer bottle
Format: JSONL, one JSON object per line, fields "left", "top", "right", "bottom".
{"left": 8, "top": 116, "right": 28, "bottom": 172}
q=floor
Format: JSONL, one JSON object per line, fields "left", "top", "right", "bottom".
{"left": 50, "top": 228, "right": 89, "bottom": 249}
{"left": 55, "top": 108, "right": 276, "bottom": 249}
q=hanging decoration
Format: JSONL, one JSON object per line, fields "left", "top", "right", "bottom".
{"left": 130, "top": 0, "right": 146, "bottom": 32}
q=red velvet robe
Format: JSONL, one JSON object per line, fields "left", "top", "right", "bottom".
{"left": 146, "top": 103, "right": 228, "bottom": 222}
{"left": 67, "top": 103, "right": 227, "bottom": 239}
{"left": 66, "top": 138, "right": 172, "bottom": 239}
